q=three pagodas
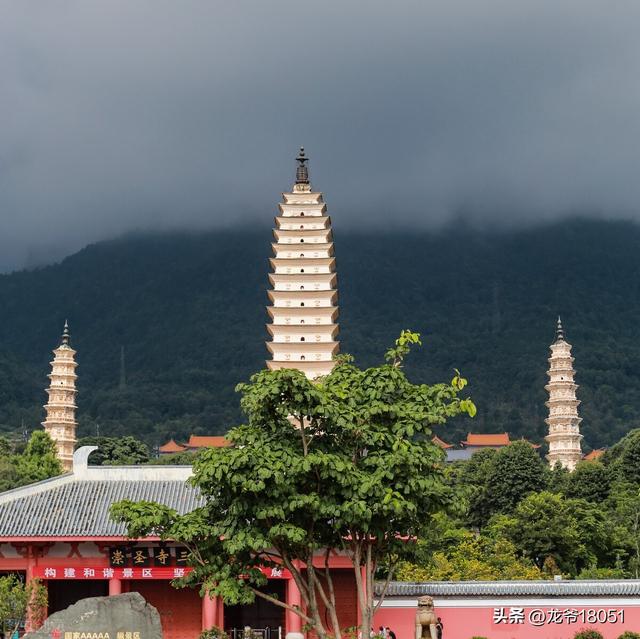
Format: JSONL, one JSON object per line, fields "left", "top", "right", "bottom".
{"left": 41, "top": 149, "right": 582, "bottom": 472}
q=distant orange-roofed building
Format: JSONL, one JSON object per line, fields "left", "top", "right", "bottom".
{"left": 461, "top": 432, "right": 511, "bottom": 448}
{"left": 158, "top": 438, "right": 187, "bottom": 454}
{"left": 158, "top": 435, "right": 230, "bottom": 455}
{"left": 583, "top": 448, "right": 605, "bottom": 461}
{"left": 186, "top": 435, "right": 230, "bottom": 449}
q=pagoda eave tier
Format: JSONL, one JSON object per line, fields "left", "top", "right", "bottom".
{"left": 268, "top": 290, "right": 338, "bottom": 304}
{"left": 280, "top": 197, "right": 325, "bottom": 210}
{"left": 267, "top": 360, "right": 336, "bottom": 379}
{"left": 545, "top": 382, "right": 578, "bottom": 390}
{"left": 270, "top": 255, "right": 335, "bottom": 266}
{"left": 545, "top": 414, "right": 582, "bottom": 422}
{"left": 44, "top": 402, "right": 78, "bottom": 410}
{"left": 275, "top": 216, "right": 332, "bottom": 230}
{"left": 267, "top": 323, "right": 339, "bottom": 337}
{"left": 268, "top": 273, "right": 337, "bottom": 286}
{"left": 270, "top": 248, "right": 334, "bottom": 266}
{"left": 545, "top": 432, "right": 584, "bottom": 441}
{"left": 267, "top": 307, "right": 339, "bottom": 322}
{"left": 267, "top": 341, "right": 339, "bottom": 355}
{"left": 273, "top": 228, "right": 333, "bottom": 240}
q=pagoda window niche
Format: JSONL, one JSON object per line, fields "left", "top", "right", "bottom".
{"left": 300, "top": 337, "right": 306, "bottom": 342}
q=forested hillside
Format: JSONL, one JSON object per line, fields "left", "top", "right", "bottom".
{"left": 0, "top": 218, "right": 638, "bottom": 450}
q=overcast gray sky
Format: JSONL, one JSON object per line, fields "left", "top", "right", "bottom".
{"left": 1, "top": 0, "right": 640, "bottom": 271}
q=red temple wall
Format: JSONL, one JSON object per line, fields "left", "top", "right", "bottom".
{"left": 374, "top": 600, "right": 640, "bottom": 639}
{"left": 316, "top": 569, "right": 358, "bottom": 632}
{"left": 131, "top": 580, "right": 202, "bottom": 639}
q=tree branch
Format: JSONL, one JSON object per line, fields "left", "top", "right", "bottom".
{"left": 250, "top": 587, "right": 313, "bottom": 624}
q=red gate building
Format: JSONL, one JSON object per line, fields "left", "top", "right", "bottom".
{"left": 0, "top": 448, "right": 357, "bottom": 639}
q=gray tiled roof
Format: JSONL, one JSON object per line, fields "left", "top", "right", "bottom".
{"left": 0, "top": 477, "right": 201, "bottom": 538}
{"left": 376, "top": 580, "right": 640, "bottom": 597}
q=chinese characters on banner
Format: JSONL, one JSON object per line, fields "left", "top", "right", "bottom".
{"left": 35, "top": 566, "right": 191, "bottom": 580}
{"left": 493, "top": 607, "right": 625, "bottom": 627}
{"left": 34, "top": 561, "right": 290, "bottom": 580}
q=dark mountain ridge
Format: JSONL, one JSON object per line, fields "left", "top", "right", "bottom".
{"left": 0, "top": 218, "right": 638, "bottom": 450}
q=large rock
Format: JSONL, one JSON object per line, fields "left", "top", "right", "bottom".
{"left": 25, "top": 593, "right": 162, "bottom": 639}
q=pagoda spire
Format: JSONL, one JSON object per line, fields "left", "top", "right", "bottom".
{"left": 556, "top": 315, "right": 564, "bottom": 342}
{"left": 265, "top": 149, "right": 339, "bottom": 379}
{"left": 295, "top": 147, "right": 310, "bottom": 186}
{"left": 42, "top": 321, "right": 78, "bottom": 471}
{"left": 544, "top": 318, "right": 583, "bottom": 470}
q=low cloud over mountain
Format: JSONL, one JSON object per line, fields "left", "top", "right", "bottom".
{"left": 2, "top": 1, "right": 640, "bottom": 270}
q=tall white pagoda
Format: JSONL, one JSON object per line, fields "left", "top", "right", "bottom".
{"left": 544, "top": 317, "right": 583, "bottom": 470}
{"left": 42, "top": 321, "right": 78, "bottom": 471}
{"left": 266, "top": 148, "right": 339, "bottom": 379}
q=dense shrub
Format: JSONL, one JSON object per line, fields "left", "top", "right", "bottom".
{"left": 573, "top": 630, "right": 604, "bottom": 639}
{"left": 199, "top": 627, "right": 228, "bottom": 639}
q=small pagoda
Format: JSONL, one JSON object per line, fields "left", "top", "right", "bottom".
{"left": 265, "top": 148, "right": 340, "bottom": 379}
{"left": 42, "top": 321, "right": 78, "bottom": 471}
{"left": 544, "top": 317, "right": 583, "bottom": 470}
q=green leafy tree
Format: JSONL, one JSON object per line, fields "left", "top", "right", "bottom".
{"left": 605, "top": 483, "right": 640, "bottom": 577}
{"left": 77, "top": 436, "right": 150, "bottom": 465}
{"left": 0, "top": 576, "right": 47, "bottom": 635}
{"left": 470, "top": 441, "right": 548, "bottom": 526}
{"left": 460, "top": 448, "right": 498, "bottom": 529}
{"left": 397, "top": 533, "right": 543, "bottom": 581}
{"left": 491, "top": 491, "right": 612, "bottom": 575}
{"left": 603, "top": 429, "right": 640, "bottom": 485}
{"left": 147, "top": 450, "right": 198, "bottom": 465}
{"left": 549, "top": 461, "right": 571, "bottom": 494}
{"left": 565, "top": 462, "right": 611, "bottom": 502}
{"left": 576, "top": 565, "right": 626, "bottom": 579}
{"left": 112, "top": 332, "right": 475, "bottom": 639}
{"left": 0, "top": 456, "right": 19, "bottom": 493}
{"left": 573, "top": 631, "right": 603, "bottom": 639}
{"left": 15, "top": 431, "right": 62, "bottom": 485}
{"left": 0, "top": 436, "right": 13, "bottom": 457}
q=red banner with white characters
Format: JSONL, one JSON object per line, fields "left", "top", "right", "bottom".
{"left": 33, "top": 565, "right": 291, "bottom": 580}
{"left": 33, "top": 566, "right": 193, "bottom": 580}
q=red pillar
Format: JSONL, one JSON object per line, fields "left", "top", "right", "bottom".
{"left": 109, "top": 578, "right": 122, "bottom": 596}
{"left": 202, "top": 593, "right": 218, "bottom": 630}
{"left": 286, "top": 577, "right": 303, "bottom": 635}
{"left": 24, "top": 549, "right": 36, "bottom": 632}
{"left": 217, "top": 597, "right": 225, "bottom": 630}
